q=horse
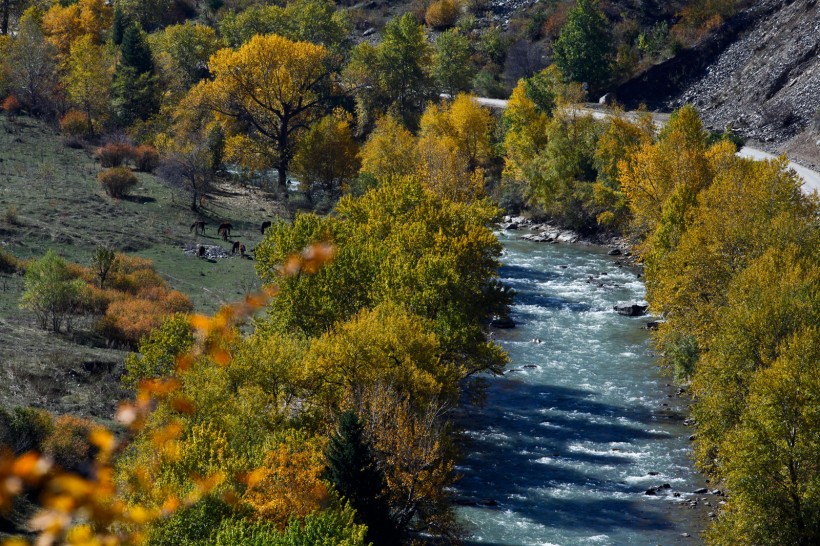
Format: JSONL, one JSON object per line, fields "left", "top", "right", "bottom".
{"left": 260, "top": 221, "right": 272, "bottom": 234}
{"left": 197, "top": 245, "right": 206, "bottom": 258}
{"left": 239, "top": 244, "right": 246, "bottom": 258}
{"left": 217, "top": 222, "right": 232, "bottom": 241}
{"left": 231, "top": 241, "right": 240, "bottom": 255}
{"left": 190, "top": 221, "right": 206, "bottom": 235}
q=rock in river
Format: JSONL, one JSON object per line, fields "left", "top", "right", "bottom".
{"left": 614, "top": 303, "right": 649, "bottom": 316}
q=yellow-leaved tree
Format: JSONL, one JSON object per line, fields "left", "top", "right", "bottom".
{"left": 64, "top": 34, "right": 114, "bottom": 135}
{"left": 189, "top": 33, "right": 330, "bottom": 191}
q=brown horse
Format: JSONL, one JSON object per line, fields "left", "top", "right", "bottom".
{"left": 231, "top": 241, "right": 240, "bottom": 255}
{"left": 190, "top": 221, "right": 206, "bottom": 235}
{"left": 260, "top": 221, "right": 272, "bottom": 234}
{"left": 217, "top": 222, "right": 232, "bottom": 241}
{"left": 239, "top": 244, "right": 246, "bottom": 258}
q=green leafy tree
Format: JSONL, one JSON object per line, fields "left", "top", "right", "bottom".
{"left": 553, "top": 0, "right": 612, "bottom": 91}
{"left": 20, "top": 249, "right": 87, "bottom": 332}
{"left": 431, "top": 29, "right": 474, "bottom": 98}
{"left": 325, "top": 410, "right": 398, "bottom": 546}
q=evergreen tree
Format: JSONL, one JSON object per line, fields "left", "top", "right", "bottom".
{"left": 113, "top": 22, "right": 157, "bottom": 125}
{"left": 325, "top": 410, "right": 398, "bottom": 546}
{"left": 120, "top": 22, "right": 153, "bottom": 74}
{"left": 553, "top": 0, "right": 612, "bottom": 92}
{"left": 111, "top": 6, "right": 125, "bottom": 46}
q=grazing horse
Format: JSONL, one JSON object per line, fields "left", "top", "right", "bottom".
{"left": 231, "top": 241, "right": 240, "bottom": 255}
{"left": 260, "top": 221, "right": 272, "bottom": 234}
{"left": 239, "top": 244, "right": 246, "bottom": 258}
{"left": 190, "top": 221, "right": 206, "bottom": 235}
{"left": 217, "top": 222, "right": 232, "bottom": 241}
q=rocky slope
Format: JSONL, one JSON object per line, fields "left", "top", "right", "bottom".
{"left": 617, "top": 0, "right": 819, "bottom": 164}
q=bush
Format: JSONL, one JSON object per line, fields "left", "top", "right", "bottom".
{"left": 59, "top": 110, "right": 91, "bottom": 138}
{"left": 1, "top": 95, "right": 22, "bottom": 116}
{"left": 133, "top": 145, "right": 160, "bottom": 172}
{"left": 425, "top": 0, "right": 460, "bottom": 30}
{"left": 95, "top": 143, "right": 135, "bottom": 168}
{"left": 0, "top": 407, "right": 53, "bottom": 455}
{"left": 20, "top": 250, "right": 88, "bottom": 332}
{"left": 41, "top": 415, "right": 95, "bottom": 473}
{"left": 4, "top": 205, "right": 19, "bottom": 225}
{"left": 98, "top": 167, "right": 138, "bottom": 198}
{"left": 0, "top": 248, "right": 20, "bottom": 274}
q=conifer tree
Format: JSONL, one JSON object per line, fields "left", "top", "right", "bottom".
{"left": 553, "top": 0, "right": 612, "bottom": 92}
{"left": 325, "top": 410, "right": 398, "bottom": 546}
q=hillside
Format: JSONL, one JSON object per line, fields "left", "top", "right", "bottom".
{"left": 615, "top": 0, "right": 820, "bottom": 166}
{"left": 0, "top": 116, "right": 284, "bottom": 418}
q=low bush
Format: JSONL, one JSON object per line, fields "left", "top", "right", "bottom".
{"left": 0, "top": 248, "right": 20, "bottom": 274}
{"left": 1, "top": 95, "right": 22, "bottom": 116}
{"left": 98, "top": 167, "right": 138, "bottom": 198}
{"left": 59, "top": 110, "right": 91, "bottom": 138}
{"left": 41, "top": 415, "right": 95, "bottom": 473}
{"left": 133, "top": 145, "right": 160, "bottom": 172}
{"left": 425, "top": 0, "right": 460, "bottom": 30}
{"left": 0, "top": 407, "right": 53, "bottom": 455}
{"left": 95, "top": 143, "right": 135, "bottom": 168}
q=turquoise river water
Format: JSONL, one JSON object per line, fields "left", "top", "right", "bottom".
{"left": 455, "top": 230, "right": 705, "bottom": 546}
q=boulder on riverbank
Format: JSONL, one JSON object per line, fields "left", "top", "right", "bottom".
{"left": 614, "top": 303, "right": 649, "bottom": 316}
{"left": 490, "top": 315, "right": 516, "bottom": 328}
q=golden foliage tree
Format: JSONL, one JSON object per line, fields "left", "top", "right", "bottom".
{"left": 190, "top": 33, "right": 330, "bottom": 191}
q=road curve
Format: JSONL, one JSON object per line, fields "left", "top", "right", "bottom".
{"left": 469, "top": 97, "right": 820, "bottom": 195}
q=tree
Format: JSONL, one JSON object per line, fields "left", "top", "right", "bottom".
{"left": 7, "top": 7, "right": 58, "bottom": 115}
{"left": 378, "top": 13, "right": 433, "bottom": 125}
{"left": 20, "top": 249, "right": 87, "bottom": 332}
{"left": 219, "top": 0, "right": 350, "bottom": 55}
{"left": 358, "top": 114, "right": 417, "bottom": 182}
{"left": 292, "top": 109, "right": 359, "bottom": 201}
{"left": 64, "top": 34, "right": 114, "bottom": 135}
{"left": 345, "top": 13, "right": 433, "bottom": 129}
{"left": 431, "top": 29, "right": 474, "bottom": 98}
{"left": 553, "top": 0, "right": 612, "bottom": 91}
{"left": 112, "top": 22, "right": 159, "bottom": 125}
{"left": 708, "top": 328, "right": 820, "bottom": 546}
{"left": 42, "top": 0, "right": 111, "bottom": 61}
{"left": 192, "top": 34, "right": 331, "bottom": 191}
{"left": 324, "top": 410, "right": 398, "bottom": 546}
{"left": 156, "top": 106, "right": 223, "bottom": 211}
{"left": 148, "top": 22, "right": 221, "bottom": 98}
{"left": 91, "top": 245, "right": 117, "bottom": 289}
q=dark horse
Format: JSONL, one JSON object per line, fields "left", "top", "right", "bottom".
{"left": 190, "top": 221, "right": 206, "bottom": 235}
{"left": 217, "top": 222, "right": 233, "bottom": 241}
{"left": 231, "top": 241, "right": 240, "bottom": 255}
{"left": 260, "top": 221, "right": 272, "bottom": 234}
{"left": 239, "top": 244, "right": 246, "bottom": 258}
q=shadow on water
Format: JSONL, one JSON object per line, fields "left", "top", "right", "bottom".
{"left": 453, "top": 381, "right": 678, "bottom": 533}
{"left": 499, "top": 264, "right": 560, "bottom": 283}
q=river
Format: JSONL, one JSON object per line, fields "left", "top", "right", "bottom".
{"left": 455, "top": 230, "right": 705, "bottom": 546}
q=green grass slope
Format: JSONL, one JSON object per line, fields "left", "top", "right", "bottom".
{"left": 0, "top": 115, "right": 286, "bottom": 417}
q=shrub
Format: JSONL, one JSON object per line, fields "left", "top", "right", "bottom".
{"left": 59, "top": 110, "right": 91, "bottom": 138}
{"left": 0, "top": 407, "right": 53, "bottom": 455}
{"left": 133, "top": 145, "right": 160, "bottom": 172}
{"left": 425, "top": 0, "right": 460, "bottom": 30}
{"left": 0, "top": 248, "right": 20, "bottom": 274}
{"left": 1, "top": 95, "right": 22, "bottom": 116}
{"left": 4, "top": 205, "right": 18, "bottom": 225}
{"left": 97, "top": 291, "right": 189, "bottom": 346}
{"left": 20, "top": 250, "right": 88, "bottom": 332}
{"left": 98, "top": 167, "right": 138, "bottom": 198}
{"left": 95, "top": 143, "right": 135, "bottom": 168}
{"left": 41, "top": 415, "right": 95, "bottom": 473}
